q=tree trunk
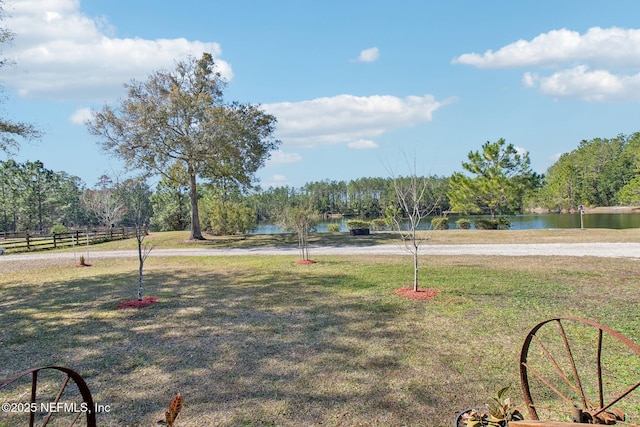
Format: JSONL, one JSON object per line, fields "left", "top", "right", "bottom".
{"left": 137, "top": 228, "right": 144, "bottom": 301}
{"left": 413, "top": 248, "right": 419, "bottom": 292}
{"left": 188, "top": 168, "right": 204, "bottom": 240}
{"left": 138, "top": 250, "right": 143, "bottom": 301}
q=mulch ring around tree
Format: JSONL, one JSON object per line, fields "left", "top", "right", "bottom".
{"left": 295, "top": 260, "right": 317, "bottom": 265}
{"left": 394, "top": 287, "right": 440, "bottom": 301}
{"left": 116, "top": 296, "right": 159, "bottom": 310}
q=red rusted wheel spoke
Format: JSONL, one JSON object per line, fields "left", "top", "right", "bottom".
{"left": 555, "top": 319, "right": 589, "bottom": 410}
{"left": 531, "top": 333, "right": 583, "bottom": 399}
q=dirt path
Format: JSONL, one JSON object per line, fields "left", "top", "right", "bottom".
{"left": 2, "top": 242, "right": 640, "bottom": 262}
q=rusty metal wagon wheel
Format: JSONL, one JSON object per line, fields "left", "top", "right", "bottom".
{"left": 0, "top": 366, "right": 96, "bottom": 427}
{"left": 520, "top": 317, "right": 640, "bottom": 425}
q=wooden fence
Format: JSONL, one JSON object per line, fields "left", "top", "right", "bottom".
{"left": 0, "top": 227, "right": 137, "bottom": 254}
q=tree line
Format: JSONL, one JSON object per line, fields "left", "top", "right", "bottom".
{"left": 533, "top": 132, "right": 640, "bottom": 210}
{"left": 3, "top": 131, "right": 639, "bottom": 235}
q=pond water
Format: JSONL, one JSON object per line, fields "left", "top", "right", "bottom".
{"left": 250, "top": 213, "right": 640, "bottom": 234}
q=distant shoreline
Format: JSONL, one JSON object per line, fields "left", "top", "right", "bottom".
{"left": 585, "top": 206, "right": 640, "bottom": 213}
{"left": 528, "top": 206, "right": 640, "bottom": 214}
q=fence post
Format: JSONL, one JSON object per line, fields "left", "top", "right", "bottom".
{"left": 26, "top": 233, "right": 31, "bottom": 250}
{"left": 53, "top": 233, "right": 57, "bottom": 249}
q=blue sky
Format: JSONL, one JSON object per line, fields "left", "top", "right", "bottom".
{"left": 4, "top": 0, "right": 640, "bottom": 189}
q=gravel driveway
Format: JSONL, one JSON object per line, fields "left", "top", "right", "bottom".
{"left": 2, "top": 242, "right": 640, "bottom": 262}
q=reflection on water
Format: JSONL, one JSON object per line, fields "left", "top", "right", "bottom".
{"left": 496, "top": 213, "right": 640, "bottom": 230}
{"left": 250, "top": 213, "right": 640, "bottom": 234}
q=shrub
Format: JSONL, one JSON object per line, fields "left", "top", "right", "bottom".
{"left": 496, "top": 217, "right": 511, "bottom": 230}
{"left": 50, "top": 224, "right": 68, "bottom": 234}
{"left": 371, "top": 218, "right": 388, "bottom": 231}
{"left": 455, "top": 218, "right": 471, "bottom": 230}
{"left": 346, "top": 219, "right": 371, "bottom": 230}
{"left": 327, "top": 223, "right": 341, "bottom": 232}
{"left": 431, "top": 217, "right": 449, "bottom": 230}
{"left": 474, "top": 217, "right": 511, "bottom": 230}
{"left": 202, "top": 200, "right": 257, "bottom": 235}
{"left": 474, "top": 219, "right": 495, "bottom": 230}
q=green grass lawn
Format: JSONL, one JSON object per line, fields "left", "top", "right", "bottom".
{"left": 1, "top": 232, "right": 640, "bottom": 426}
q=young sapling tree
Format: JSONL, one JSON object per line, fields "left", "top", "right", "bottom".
{"left": 386, "top": 157, "right": 444, "bottom": 292}
{"left": 118, "top": 177, "right": 155, "bottom": 300}
{"left": 279, "top": 200, "right": 318, "bottom": 262}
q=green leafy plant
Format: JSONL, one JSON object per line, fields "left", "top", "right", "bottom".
{"left": 202, "top": 198, "right": 257, "bottom": 236}
{"left": 327, "top": 223, "right": 341, "bottom": 233}
{"left": 279, "top": 204, "right": 318, "bottom": 261}
{"left": 371, "top": 218, "right": 388, "bottom": 230}
{"left": 474, "top": 217, "right": 511, "bottom": 230}
{"left": 431, "top": 217, "right": 449, "bottom": 230}
{"left": 50, "top": 224, "right": 68, "bottom": 234}
{"left": 461, "top": 386, "right": 524, "bottom": 427}
{"left": 455, "top": 218, "right": 471, "bottom": 229}
{"left": 487, "top": 386, "right": 524, "bottom": 424}
{"left": 345, "top": 219, "right": 371, "bottom": 230}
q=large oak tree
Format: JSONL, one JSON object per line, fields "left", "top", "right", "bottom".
{"left": 87, "top": 53, "right": 280, "bottom": 239}
{"left": 0, "top": 0, "right": 41, "bottom": 156}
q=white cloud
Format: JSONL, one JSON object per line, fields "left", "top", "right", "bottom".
{"left": 528, "top": 66, "right": 640, "bottom": 102}
{"left": 454, "top": 26, "right": 640, "bottom": 102}
{"left": 347, "top": 139, "right": 378, "bottom": 149}
{"left": 4, "top": 0, "right": 232, "bottom": 101}
{"left": 261, "top": 174, "right": 289, "bottom": 189}
{"left": 264, "top": 94, "right": 453, "bottom": 148}
{"left": 267, "top": 150, "right": 303, "bottom": 165}
{"left": 452, "top": 27, "right": 640, "bottom": 69}
{"left": 522, "top": 72, "right": 537, "bottom": 88}
{"left": 356, "top": 47, "right": 380, "bottom": 63}
{"left": 69, "top": 107, "right": 92, "bottom": 125}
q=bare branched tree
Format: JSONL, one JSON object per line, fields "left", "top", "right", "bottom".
{"left": 82, "top": 175, "right": 127, "bottom": 227}
{"left": 386, "top": 157, "right": 444, "bottom": 291}
{"left": 134, "top": 224, "right": 154, "bottom": 301}
{"left": 119, "top": 176, "right": 155, "bottom": 301}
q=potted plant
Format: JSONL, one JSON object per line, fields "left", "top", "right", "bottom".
{"left": 346, "top": 219, "right": 371, "bottom": 236}
{"left": 456, "top": 386, "right": 524, "bottom": 427}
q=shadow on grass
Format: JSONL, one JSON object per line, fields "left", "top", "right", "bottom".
{"left": 159, "top": 230, "right": 403, "bottom": 249}
{"left": 7, "top": 254, "right": 637, "bottom": 426}
{"left": 0, "top": 259, "right": 474, "bottom": 426}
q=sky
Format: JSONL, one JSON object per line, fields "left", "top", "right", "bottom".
{"left": 4, "top": 0, "right": 640, "bottom": 189}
